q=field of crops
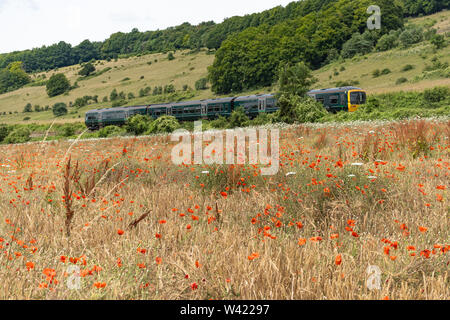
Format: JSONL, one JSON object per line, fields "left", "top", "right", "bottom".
{"left": 0, "top": 119, "right": 448, "bottom": 299}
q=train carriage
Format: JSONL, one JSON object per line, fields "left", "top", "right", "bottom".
{"left": 307, "top": 87, "right": 367, "bottom": 113}
{"left": 234, "top": 94, "right": 276, "bottom": 118}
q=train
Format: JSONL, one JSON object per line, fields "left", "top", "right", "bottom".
{"left": 85, "top": 87, "right": 367, "bottom": 130}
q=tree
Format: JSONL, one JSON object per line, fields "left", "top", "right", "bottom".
{"left": 46, "top": 74, "right": 70, "bottom": 97}
{"left": 52, "top": 102, "right": 68, "bottom": 117}
{"left": 110, "top": 89, "right": 118, "bottom": 101}
{"left": 0, "top": 61, "right": 31, "bottom": 94}
{"left": 399, "top": 26, "right": 424, "bottom": 48}
{"left": 277, "top": 62, "right": 317, "bottom": 98}
{"left": 78, "top": 62, "right": 96, "bottom": 77}
{"left": 23, "top": 103, "right": 32, "bottom": 113}
{"left": 430, "top": 34, "right": 446, "bottom": 49}
{"left": 195, "top": 78, "right": 208, "bottom": 90}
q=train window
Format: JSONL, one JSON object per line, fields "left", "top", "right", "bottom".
{"left": 329, "top": 95, "right": 339, "bottom": 104}
{"left": 350, "top": 92, "right": 367, "bottom": 105}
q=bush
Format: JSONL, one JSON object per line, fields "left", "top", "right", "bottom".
{"left": 399, "top": 26, "right": 424, "bottom": 48}
{"left": 167, "top": 52, "right": 175, "bottom": 61}
{"left": 401, "top": 64, "right": 414, "bottom": 72}
{"left": 78, "top": 63, "right": 95, "bottom": 77}
{"left": 0, "top": 125, "right": 12, "bottom": 142}
{"left": 276, "top": 95, "right": 327, "bottom": 124}
{"left": 61, "top": 124, "right": 76, "bottom": 137}
{"left": 210, "top": 116, "right": 229, "bottom": 129}
{"left": 227, "top": 107, "right": 250, "bottom": 128}
{"left": 372, "top": 69, "right": 381, "bottom": 78}
{"left": 98, "top": 125, "right": 124, "bottom": 138}
{"left": 4, "top": 127, "right": 31, "bottom": 144}
{"left": 376, "top": 32, "right": 399, "bottom": 51}
{"left": 126, "top": 114, "right": 151, "bottom": 135}
{"left": 195, "top": 78, "right": 208, "bottom": 90}
{"left": 23, "top": 103, "right": 32, "bottom": 113}
{"left": 381, "top": 68, "right": 391, "bottom": 75}
{"left": 341, "top": 31, "right": 376, "bottom": 59}
{"left": 395, "top": 77, "right": 408, "bottom": 85}
{"left": 146, "top": 116, "right": 180, "bottom": 134}
{"left": 424, "top": 86, "right": 450, "bottom": 103}
{"left": 430, "top": 34, "right": 446, "bottom": 49}
{"left": 52, "top": 102, "right": 68, "bottom": 117}
{"left": 23, "top": 117, "right": 30, "bottom": 121}
{"left": 46, "top": 74, "right": 71, "bottom": 97}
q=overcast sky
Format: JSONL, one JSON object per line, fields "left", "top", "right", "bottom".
{"left": 0, "top": 0, "right": 295, "bottom": 54}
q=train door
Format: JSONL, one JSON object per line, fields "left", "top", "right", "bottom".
{"left": 258, "top": 98, "right": 266, "bottom": 112}
{"left": 201, "top": 103, "right": 207, "bottom": 117}
{"left": 166, "top": 106, "right": 172, "bottom": 116}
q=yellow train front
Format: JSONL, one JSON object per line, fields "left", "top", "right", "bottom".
{"left": 307, "top": 86, "right": 367, "bottom": 113}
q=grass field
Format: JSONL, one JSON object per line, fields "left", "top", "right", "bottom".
{"left": 0, "top": 11, "right": 448, "bottom": 125}
{"left": 0, "top": 118, "right": 448, "bottom": 299}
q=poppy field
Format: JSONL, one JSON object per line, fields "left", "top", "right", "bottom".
{"left": 0, "top": 119, "right": 448, "bottom": 300}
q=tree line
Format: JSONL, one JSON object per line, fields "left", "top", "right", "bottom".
{"left": 1, "top": 0, "right": 445, "bottom": 74}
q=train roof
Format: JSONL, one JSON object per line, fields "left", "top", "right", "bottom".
{"left": 308, "top": 87, "right": 362, "bottom": 95}
{"left": 234, "top": 94, "right": 275, "bottom": 101}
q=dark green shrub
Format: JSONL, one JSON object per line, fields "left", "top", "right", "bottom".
{"left": 23, "top": 103, "right": 32, "bottom": 113}
{"left": 424, "top": 86, "right": 450, "bottom": 103}
{"left": 227, "top": 107, "right": 250, "bottom": 128}
{"left": 4, "top": 127, "right": 31, "bottom": 144}
{"left": 401, "top": 64, "right": 414, "bottom": 72}
{"left": 195, "top": 78, "right": 208, "bottom": 90}
{"left": 98, "top": 125, "right": 124, "bottom": 138}
{"left": 126, "top": 114, "right": 151, "bottom": 135}
{"left": 395, "top": 77, "right": 408, "bottom": 85}
{"left": 147, "top": 116, "right": 180, "bottom": 134}
{"left": 46, "top": 73, "right": 70, "bottom": 97}
{"left": 52, "top": 102, "right": 68, "bottom": 117}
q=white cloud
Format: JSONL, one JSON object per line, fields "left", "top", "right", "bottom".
{"left": 0, "top": 0, "right": 294, "bottom": 53}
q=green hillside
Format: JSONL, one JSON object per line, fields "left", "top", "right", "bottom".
{"left": 0, "top": 10, "right": 448, "bottom": 125}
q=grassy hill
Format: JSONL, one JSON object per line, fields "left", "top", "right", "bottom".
{"left": 0, "top": 10, "right": 448, "bottom": 125}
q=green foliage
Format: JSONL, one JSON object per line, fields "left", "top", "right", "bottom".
{"left": 23, "top": 103, "right": 32, "bottom": 113}
{"left": 209, "top": 0, "right": 404, "bottom": 94}
{"left": 163, "top": 84, "right": 175, "bottom": 94}
{"left": 276, "top": 94, "right": 327, "bottom": 124}
{"left": 375, "top": 30, "right": 400, "bottom": 51}
{"left": 167, "top": 52, "right": 175, "bottom": 61}
{"left": 0, "top": 125, "right": 12, "bottom": 142}
{"left": 341, "top": 31, "right": 377, "bottom": 59}
{"left": 46, "top": 73, "right": 71, "bottom": 97}
{"left": 146, "top": 116, "right": 180, "bottom": 134}
{"left": 430, "top": 34, "right": 446, "bottom": 49}
{"left": 401, "top": 0, "right": 449, "bottom": 17}
{"left": 395, "top": 77, "right": 408, "bottom": 84}
{"left": 126, "top": 114, "right": 152, "bottom": 135}
{"left": 227, "top": 107, "right": 250, "bottom": 129}
{"left": 78, "top": 62, "right": 96, "bottom": 77}
{"left": 277, "top": 62, "right": 317, "bottom": 97}
{"left": 423, "top": 86, "right": 450, "bottom": 103}
{"left": 401, "top": 64, "right": 415, "bottom": 72}
{"left": 209, "top": 116, "right": 229, "bottom": 129}
{"left": 0, "top": 61, "right": 31, "bottom": 94}
{"left": 98, "top": 125, "right": 124, "bottom": 138}
{"left": 4, "top": 127, "right": 31, "bottom": 144}
{"left": 399, "top": 26, "right": 424, "bottom": 47}
{"left": 110, "top": 89, "right": 118, "bottom": 101}
{"left": 52, "top": 102, "right": 68, "bottom": 117}
{"left": 195, "top": 78, "right": 208, "bottom": 90}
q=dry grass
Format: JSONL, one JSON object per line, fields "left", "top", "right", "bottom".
{"left": 0, "top": 119, "right": 448, "bottom": 300}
